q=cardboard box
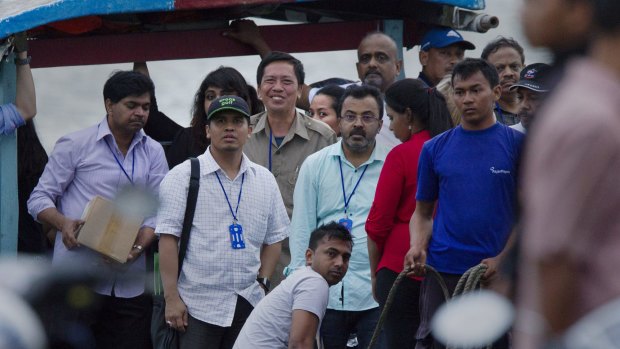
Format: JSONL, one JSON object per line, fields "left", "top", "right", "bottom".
{"left": 76, "top": 196, "right": 143, "bottom": 263}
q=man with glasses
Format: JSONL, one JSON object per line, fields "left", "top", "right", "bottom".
{"left": 286, "top": 85, "right": 389, "bottom": 348}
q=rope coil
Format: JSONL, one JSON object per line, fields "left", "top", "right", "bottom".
{"left": 367, "top": 263, "right": 488, "bottom": 349}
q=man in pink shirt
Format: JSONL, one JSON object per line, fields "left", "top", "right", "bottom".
{"left": 518, "top": 0, "right": 620, "bottom": 347}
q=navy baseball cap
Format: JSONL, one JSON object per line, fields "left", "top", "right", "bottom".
{"left": 420, "top": 27, "right": 475, "bottom": 51}
{"left": 510, "top": 63, "right": 551, "bottom": 93}
{"left": 206, "top": 95, "right": 250, "bottom": 120}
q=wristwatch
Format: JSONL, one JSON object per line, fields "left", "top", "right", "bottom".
{"left": 14, "top": 56, "right": 31, "bottom": 66}
{"left": 257, "top": 277, "right": 271, "bottom": 291}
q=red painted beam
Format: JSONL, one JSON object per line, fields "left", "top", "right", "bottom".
{"left": 28, "top": 21, "right": 381, "bottom": 68}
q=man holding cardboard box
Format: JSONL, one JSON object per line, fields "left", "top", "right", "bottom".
{"left": 27, "top": 71, "right": 169, "bottom": 349}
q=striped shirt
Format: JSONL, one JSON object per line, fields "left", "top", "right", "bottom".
{"left": 156, "top": 148, "right": 289, "bottom": 327}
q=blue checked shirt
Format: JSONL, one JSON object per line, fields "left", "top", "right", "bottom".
{"left": 285, "top": 140, "right": 389, "bottom": 311}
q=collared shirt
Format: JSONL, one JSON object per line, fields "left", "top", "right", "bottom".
{"left": 28, "top": 117, "right": 168, "bottom": 298}
{"left": 0, "top": 103, "right": 24, "bottom": 135}
{"left": 244, "top": 110, "right": 336, "bottom": 217}
{"left": 495, "top": 102, "right": 520, "bottom": 126}
{"left": 155, "top": 148, "right": 289, "bottom": 327}
{"left": 285, "top": 140, "right": 389, "bottom": 311}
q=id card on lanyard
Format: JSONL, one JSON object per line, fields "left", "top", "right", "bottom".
{"left": 215, "top": 171, "right": 246, "bottom": 249}
{"left": 338, "top": 157, "right": 368, "bottom": 232}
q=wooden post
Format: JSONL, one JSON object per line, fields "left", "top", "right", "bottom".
{"left": 0, "top": 53, "right": 18, "bottom": 255}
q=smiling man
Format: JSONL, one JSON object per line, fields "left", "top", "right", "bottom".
{"left": 404, "top": 58, "right": 524, "bottom": 349}
{"left": 244, "top": 51, "right": 336, "bottom": 288}
{"left": 234, "top": 222, "right": 353, "bottom": 349}
{"left": 27, "top": 71, "right": 169, "bottom": 349}
{"left": 286, "top": 85, "right": 389, "bottom": 349}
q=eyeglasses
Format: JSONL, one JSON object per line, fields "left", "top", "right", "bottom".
{"left": 341, "top": 113, "right": 380, "bottom": 124}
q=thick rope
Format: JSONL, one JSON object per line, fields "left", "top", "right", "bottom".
{"left": 367, "top": 263, "right": 488, "bottom": 349}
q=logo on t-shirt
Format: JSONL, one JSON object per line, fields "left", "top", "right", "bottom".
{"left": 490, "top": 167, "right": 511, "bottom": 174}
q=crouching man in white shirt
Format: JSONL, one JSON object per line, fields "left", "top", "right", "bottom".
{"left": 234, "top": 222, "right": 353, "bottom": 349}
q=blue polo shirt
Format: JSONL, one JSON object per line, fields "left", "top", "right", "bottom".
{"left": 416, "top": 123, "right": 524, "bottom": 274}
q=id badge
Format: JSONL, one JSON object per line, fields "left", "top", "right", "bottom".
{"left": 229, "top": 223, "right": 246, "bottom": 249}
{"left": 339, "top": 218, "right": 353, "bottom": 232}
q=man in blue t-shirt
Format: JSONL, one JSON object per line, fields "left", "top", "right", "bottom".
{"left": 405, "top": 58, "right": 524, "bottom": 349}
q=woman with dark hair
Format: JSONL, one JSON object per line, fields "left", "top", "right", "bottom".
{"left": 365, "top": 78, "right": 453, "bottom": 348}
{"left": 139, "top": 64, "right": 263, "bottom": 168}
{"left": 307, "top": 84, "right": 345, "bottom": 136}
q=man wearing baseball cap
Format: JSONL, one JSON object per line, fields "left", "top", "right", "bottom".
{"left": 418, "top": 27, "right": 476, "bottom": 87}
{"left": 509, "top": 63, "right": 551, "bottom": 133}
{"left": 157, "top": 95, "right": 290, "bottom": 348}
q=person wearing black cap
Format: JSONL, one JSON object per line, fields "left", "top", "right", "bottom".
{"left": 418, "top": 27, "right": 476, "bottom": 87}
{"left": 157, "top": 95, "right": 289, "bottom": 349}
{"left": 509, "top": 63, "right": 551, "bottom": 133}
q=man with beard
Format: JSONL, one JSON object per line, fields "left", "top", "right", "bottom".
{"left": 417, "top": 27, "right": 476, "bottom": 87}
{"left": 28, "top": 71, "right": 169, "bottom": 348}
{"left": 286, "top": 85, "right": 389, "bottom": 349}
{"left": 405, "top": 59, "right": 524, "bottom": 349}
{"left": 482, "top": 37, "right": 526, "bottom": 126}
{"left": 509, "top": 63, "right": 551, "bottom": 133}
{"left": 224, "top": 21, "right": 401, "bottom": 148}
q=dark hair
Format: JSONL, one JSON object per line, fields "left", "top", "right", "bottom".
{"left": 308, "top": 222, "right": 353, "bottom": 251}
{"left": 256, "top": 51, "right": 305, "bottom": 86}
{"left": 314, "top": 85, "right": 346, "bottom": 118}
{"left": 451, "top": 58, "right": 500, "bottom": 88}
{"left": 190, "top": 66, "right": 263, "bottom": 150}
{"left": 481, "top": 37, "right": 525, "bottom": 64}
{"left": 338, "top": 85, "right": 384, "bottom": 119}
{"left": 385, "top": 79, "right": 453, "bottom": 137}
{"left": 103, "top": 70, "right": 154, "bottom": 103}
{"left": 593, "top": 0, "right": 620, "bottom": 33}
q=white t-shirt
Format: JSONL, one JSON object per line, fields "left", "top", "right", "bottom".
{"left": 309, "top": 83, "right": 401, "bottom": 150}
{"left": 233, "top": 267, "right": 329, "bottom": 349}
{"left": 510, "top": 122, "right": 526, "bottom": 134}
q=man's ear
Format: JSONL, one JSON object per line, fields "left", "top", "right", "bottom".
{"left": 104, "top": 98, "right": 113, "bottom": 114}
{"left": 492, "top": 84, "right": 502, "bottom": 102}
{"left": 205, "top": 124, "right": 211, "bottom": 140}
{"left": 419, "top": 50, "right": 429, "bottom": 67}
{"left": 305, "top": 248, "right": 313, "bottom": 266}
{"left": 395, "top": 59, "right": 403, "bottom": 76}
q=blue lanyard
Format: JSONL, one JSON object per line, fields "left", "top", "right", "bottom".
{"left": 104, "top": 138, "right": 135, "bottom": 184}
{"left": 215, "top": 171, "right": 245, "bottom": 222}
{"left": 268, "top": 129, "right": 273, "bottom": 172}
{"left": 338, "top": 157, "right": 368, "bottom": 215}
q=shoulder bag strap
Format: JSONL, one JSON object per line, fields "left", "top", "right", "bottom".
{"left": 177, "top": 157, "right": 200, "bottom": 276}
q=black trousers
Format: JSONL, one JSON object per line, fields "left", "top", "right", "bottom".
{"left": 375, "top": 268, "right": 421, "bottom": 349}
{"left": 179, "top": 296, "right": 253, "bottom": 349}
{"left": 415, "top": 272, "right": 509, "bottom": 349}
{"left": 91, "top": 293, "right": 153, "bottom": 349}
